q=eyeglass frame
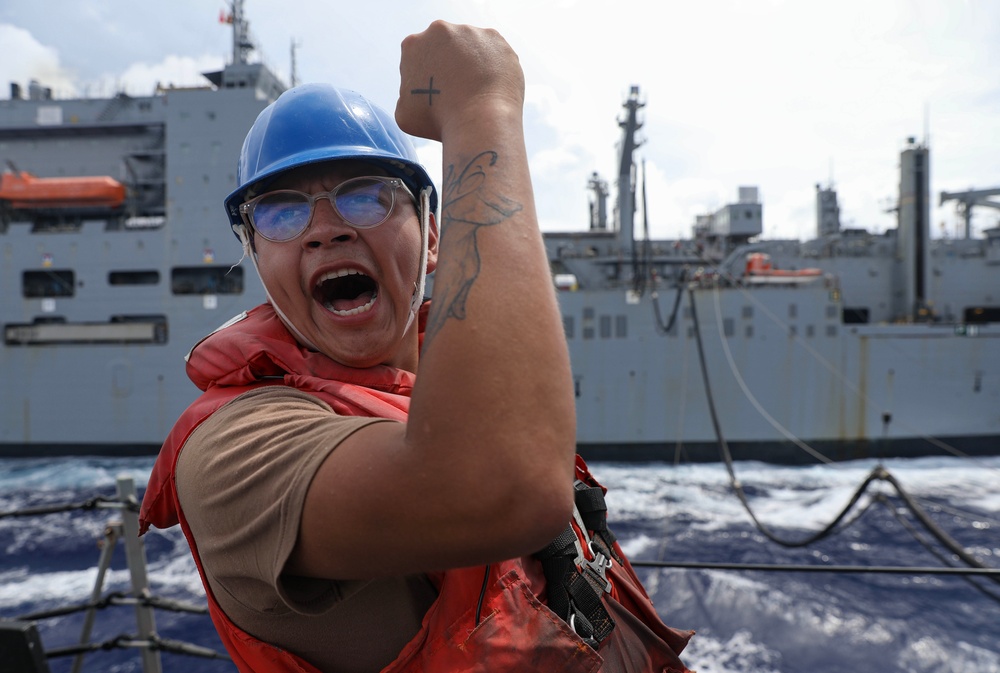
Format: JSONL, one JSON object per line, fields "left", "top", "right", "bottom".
{"left": 237, "top": 175, "right": 418, "bottom": 243}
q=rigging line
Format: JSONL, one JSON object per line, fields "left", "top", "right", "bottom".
{"left": 877, "top": 467, "right": 1000, "bottom": 584}
{"left": 688, "top": 285, "right": 882, "bottom": 548}
{"left": 650, "top": 280, "right": 685, "bottom": 335}
{"left": 689, "top": 247, "right": 983, "bottom": 465}
{"left": 877, "top": 494, "right": 1000, "bottom": 603}
{"left": 630, "top": 560, "right": 1000, "bottom": 576}
{"left": 672, "top": 325, "right": 692, "bottom": 465}
{"left": 13, "top": 592, "right": 209, "bottom": 623}
{"left": 709, "top": 282, "right": 835, "bottom": 465}
{"left": 45, "top": 634, "right": 231, "bottom": 660}
{"left": 0, "top": 495, "right": 134, "bottom": 518}
{"left": 917, "top": 497, "right": 1000, "bottom": 528}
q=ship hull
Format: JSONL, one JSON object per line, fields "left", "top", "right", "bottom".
{"left": 558, "top": 282, "right": 1000, "bottom": 463}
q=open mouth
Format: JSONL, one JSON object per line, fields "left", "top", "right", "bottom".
{"left": 314, "top": 269, "right": 378, "bottom": 316}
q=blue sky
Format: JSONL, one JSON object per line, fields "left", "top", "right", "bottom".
{"left": 3, "top": 0, "right": 1000, "bottom": 240}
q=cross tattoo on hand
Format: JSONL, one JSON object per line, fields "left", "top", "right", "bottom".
{"left": 411, "top": 76, "right": 441, "bottom": 106}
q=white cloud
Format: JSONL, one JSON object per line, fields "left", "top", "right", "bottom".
{"left": 3, "top": 1, "right": 1000, "bottom": 239}
{"left": 0, "top": 23, "right": 76, "bottom": 97}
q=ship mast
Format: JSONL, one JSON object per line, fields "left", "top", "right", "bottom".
{"left": 615, "top": 86, "right": 644, "bottom": 251}
{"left": 229, "top": 0, "right": 254, "bottom": 66}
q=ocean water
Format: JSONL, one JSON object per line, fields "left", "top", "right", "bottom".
{"left": 1, "top": 455, "right": 998, "bottom": 673}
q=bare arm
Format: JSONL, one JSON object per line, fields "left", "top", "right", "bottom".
{"left": 289, "top": 22, "right": 576, "bottom": 579}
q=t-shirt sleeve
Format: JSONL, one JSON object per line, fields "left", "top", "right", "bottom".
{"left": 175, "top": 385, "right": 396, "bottom": 616}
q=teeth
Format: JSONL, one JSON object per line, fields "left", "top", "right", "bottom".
{"left": 317, "top": 268, "right": 378, "bottom": 316}
{"left": 325, "top": 293, "right": 377, "bottom": 316}
{"left": 317, "top": 268, "right": 364, "bottom": 284}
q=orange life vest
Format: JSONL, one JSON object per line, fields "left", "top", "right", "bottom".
{"left": 139, "top": 303, "right": 693, "bottom": 672}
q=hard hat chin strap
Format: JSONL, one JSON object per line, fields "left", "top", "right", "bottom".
{"left": 404, "top": 186, "right": 433, "bottom": 334}
{"left": 234, "top": 223, "right": 322, "bottom": 352}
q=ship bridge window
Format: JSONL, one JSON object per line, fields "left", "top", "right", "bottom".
{"left": 171, "top": 266, "right": 244, "bottom": 295}
{"left": 23, "top": 269, "right": 75, "bottom": 298}
{"left": 109, "top": 270, "right": 160, "bottom": 286}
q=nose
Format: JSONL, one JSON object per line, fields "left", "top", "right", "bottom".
{"left": 302, "top": 196, "right": 357, "bottom": 248}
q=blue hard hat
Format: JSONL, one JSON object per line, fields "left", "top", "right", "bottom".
{"left": 224, "top": 84, "right": 437, "bottom": 231}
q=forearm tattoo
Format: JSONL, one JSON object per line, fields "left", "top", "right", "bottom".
{"left": 424, "top": 151, "right": 523, "bottom": 343}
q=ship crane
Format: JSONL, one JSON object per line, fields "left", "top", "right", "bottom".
{"left": 939, "top": 186, "right": 1000, "bottom": 238}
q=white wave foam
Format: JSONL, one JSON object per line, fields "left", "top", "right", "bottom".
{"left": 898, "top": 636, "right": 1000, "bottom": 673}
{"left": 594, "top": 456, "right": 1000, "bottom": 533}
{"left": 0, "top": 566, "right": 131, "bottom": 608}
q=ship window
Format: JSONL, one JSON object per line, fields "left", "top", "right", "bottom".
{"left": 723, "top": 318, "right": 735, "bottom": 337}
{"left": 109, "top": 270, "right": 160, "bottom": 286}
{"left": 965, "top": 306, "right": 1000, "bottom": 324}
{"left": 742, "top": 305, "right": 753, "bottom": 319}
{"left": 5, "top": 314, "right": 167, "bottom": 346}
{"left": 563, "top": 315, "right": 575, "bottom": 339}
{"left": 788, "top": 325, "right": 798, "bottom": 337}
{"left": 23, "top": 269, "right": 75, "bottom": 298}
{"left": 826, "top": 325, "right": 838, "bottom": 337}
{"left": 843, "top": 307, "right": 869, "bottom": 324}
{"left": 171, "top": 266, "right": 244, "bottom": 295}
{"left": 615, "top": 315, "right": 627, "bottom": 338}
{"left": 806, "top": 324, "right": 815, "bottom": 338}
{"left": 788, "top": 303, "right": 798, "bottom": 319}
{"left": 32, "top": 219, "right": 83, "bottom": 234}
{"left": 600, "top": 315, "right": 611, "bottom": 338}
{"left": 745, "top": 325, "right": 754, "bottom": 338}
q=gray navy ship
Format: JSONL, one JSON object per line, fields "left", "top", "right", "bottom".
{"left": 2, "top": 10, "right": 998, "bottom": 462}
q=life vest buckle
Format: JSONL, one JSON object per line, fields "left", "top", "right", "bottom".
{"left": 583, "top": 542, "right": 613, "bottom": 594}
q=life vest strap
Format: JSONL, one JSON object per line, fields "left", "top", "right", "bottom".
{"left": 573, "top": 482, "right": 622, "bottom": 564}
{"left": 534, "top": 481, "right": 626, "bottom": 650}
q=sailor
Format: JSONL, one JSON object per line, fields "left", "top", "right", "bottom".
{"left": 140, "top": 20, "right": 693, "bottom": 672}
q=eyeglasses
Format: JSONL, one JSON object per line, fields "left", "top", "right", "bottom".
{"left": 239, "top": 176, "right": 416, "bottom": 242}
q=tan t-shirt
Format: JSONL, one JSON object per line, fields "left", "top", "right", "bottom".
{"left": 176, "top": 386, "right": 438, "bottom": 673}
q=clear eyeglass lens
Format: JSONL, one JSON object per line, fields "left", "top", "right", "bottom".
{"left": 252, "top": 197, "right": 311, "bottom": 241}
{"left": 249, "top": 177, "right": 398, "bottom": 242}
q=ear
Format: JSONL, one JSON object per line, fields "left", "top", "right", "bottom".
{"left": 424, "top": 211, "right": 439, "bottom": 273}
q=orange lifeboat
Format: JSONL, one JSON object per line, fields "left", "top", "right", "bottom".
{"left": 0, "top": 171, "right": 126, "bottom": 210}
{"left": 744, "top": 252, "right": 822, "bottom": 284}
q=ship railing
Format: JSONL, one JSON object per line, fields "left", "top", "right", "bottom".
{"left": 0, "top": 475, "right": 230, "bottom": 673}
